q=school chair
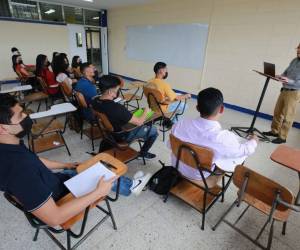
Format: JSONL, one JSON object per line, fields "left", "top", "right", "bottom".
{"left": 60, "top": 81, "right": 74, "bottom": 102}
{"left": 143, "top": 86, "right": 186, "bottom": 141}
{"left": 37, "top": 77, "right": 64, "bottom": 107}
{"left": 166, "top": 134, "right": 233, "bottom": 230}
{"left": 3, "top": 153, "right": 128, "bottom": 250}
{"left": 74, "top": 91, "right": 102, "bottom": 151}
{"left": 93, "top": 110, "right": 146, "bottom": 165}
{"left": 212, "top": 165, "right": 295, "bottom": 250}
{"left": 118, "top": 77, "right": 143, "bottom": 111}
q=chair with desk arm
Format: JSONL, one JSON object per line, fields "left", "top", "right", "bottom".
{"left": 3, "top": 153, "right": 127, "bottom": 250}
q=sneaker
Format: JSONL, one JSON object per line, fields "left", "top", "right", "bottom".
{"left": 139, "top": 152, "right": 156, "bottom": 159}
{"left": 130, "top": 173, "right": 152, "bottom": 195}
{"left": 272, "top": 137, "right": 286, "bottom": 144}
{"left": 133, "top": 170, "right": 145, "bottom": 179}
{"left": 262, "top": 131, "right": 279, "bottom": 137}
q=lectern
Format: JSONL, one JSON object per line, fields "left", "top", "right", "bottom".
{"left": 231, "top": 70, "right": 280, "bottom": 140}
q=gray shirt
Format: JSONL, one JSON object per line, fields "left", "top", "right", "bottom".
{"left": 282, "top": 58, "right": 300, "bottom": 90}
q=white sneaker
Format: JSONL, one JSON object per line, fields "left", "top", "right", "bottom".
{"left": 133, "top": 170, "right": 144, "bottom": 179}
{"left": 130, "top": 173, "right": 152, "bottom": 196}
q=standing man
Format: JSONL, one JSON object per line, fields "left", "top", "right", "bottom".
{"left": 263, "top": 43, "right": 300, "bottom": 144}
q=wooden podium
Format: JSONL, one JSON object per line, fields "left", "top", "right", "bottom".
{"left": 231, "top": 70, "right": 280, "bottom": 141}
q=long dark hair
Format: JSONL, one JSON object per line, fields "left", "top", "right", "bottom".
{"left": 12, "top": 55, "right": 19, "bottom": 72}
{"left": 71, "top": 55, "right": 80, "bottom": 68}
{"left": 35, "top": 54, "right": 47, "bottom": 77}
{"left": 52, "top": 53, "right": 70, "bottom": 76}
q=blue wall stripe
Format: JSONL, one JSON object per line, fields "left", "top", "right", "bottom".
{"left": 109, "top": 72, "right": 300, "bottom": 129}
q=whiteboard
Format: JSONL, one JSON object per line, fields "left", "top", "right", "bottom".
{"left": 126, "top": 23, "right": 209, "bottom": 69}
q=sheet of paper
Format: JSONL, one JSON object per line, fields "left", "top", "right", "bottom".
{"left": 64, "top": 162, "right": 116, "bottom": 198}
{"left": 214, "top": 156, "right": 247, "bottom": 172}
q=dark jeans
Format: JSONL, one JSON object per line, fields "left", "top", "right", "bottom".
{"left": 122, "top": 125, "right": 158, "bottom": 154}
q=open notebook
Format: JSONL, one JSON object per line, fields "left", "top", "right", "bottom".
{"left": 64, "top": 162, "right": 116, "bottom": 198}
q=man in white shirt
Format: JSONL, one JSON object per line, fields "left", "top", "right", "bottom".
{"left": 171, "top": 87, "right": 258, "bottom": 180}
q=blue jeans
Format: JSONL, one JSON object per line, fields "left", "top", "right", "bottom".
{"left": 167, "top": 101, "right": 187, "bottom": 122}
{"left": 123, "top": 125, "right": 158, "bottom": 153}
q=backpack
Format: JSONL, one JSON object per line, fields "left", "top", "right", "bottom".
{"left": 149, "top": 165, "right": 180, "bottom": 195}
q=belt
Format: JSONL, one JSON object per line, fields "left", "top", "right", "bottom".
{"left": 281, "top": 88, "right": 298, "bottom": 92}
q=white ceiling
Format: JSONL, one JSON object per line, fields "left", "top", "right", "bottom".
{"left": 46, "top": 0, "right": 157, "bottom": 10}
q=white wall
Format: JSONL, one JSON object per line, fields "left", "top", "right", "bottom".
{"left": 67, "top": 24, "right": 87, "bottom": 62}
{"left": 0, "top": 20, "right": 69, "bottom": 79}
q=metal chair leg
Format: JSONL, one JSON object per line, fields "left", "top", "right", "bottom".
{"left": 201, "top": 191, "right": 207, "bottom": 230}
{"left": 282, "top": 221, "right": 287, "bottom": 235}
{"left": 67, "top": 231, "right": 71, "bottom": 250}
{"left": 221, "top": 176, "right": 225, "bottom": 202}
{"left": 105, "top": 199, "right": 117, "bottom": 230}
{"left": 60, "top": 132, "right": 71, "bottom": 156}
{"left": 266, "top": 219, "right": 275, "bottom": 250}
{"left": 33, "top": 228, "right": 40, "bottom": 241}
{"left": 91, "top": 125, "right": 95, "bottom": 151}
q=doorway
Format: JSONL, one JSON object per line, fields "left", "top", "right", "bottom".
{"left": 85, "top": 28, "right": 102, "bottom": 73}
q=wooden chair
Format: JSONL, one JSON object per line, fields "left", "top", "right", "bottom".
{"left": 93, "top": 110, "right": 145, "bottom": 165}
{"left": 212, "top": 165, "right": 295, "bottom": 250}
{"left": 3, "top": 153, "right": 127, "bottom": 250}
{"left": 143, "top": 86, "right": 186, "bottom": 141}
{"left": 60, "top": 81, "right": 74, "bottom": 102}
{"left": 74, "top": 91, "right": 101, "bottom": 151}
{"left": 118, "top": 77, "right": 143, "bottom": 111}
{"left": 166, "top": 134, "right": 233, "bottom": 230}
{"left": 37, "top": 76, "right": 64, "bottom": 107}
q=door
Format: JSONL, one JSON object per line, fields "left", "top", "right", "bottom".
{"left": 86, "top": 28, "right": 102, "bottom": 73}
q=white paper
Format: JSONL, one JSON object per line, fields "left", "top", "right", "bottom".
{"left": 30, "top": 103, "right": 76, "bottom": 119}
{"left": 64, "top": 162, "right": 116, "bottom": 198}
{"left": 214, "top": 156, "right": 247, "bottom": 172}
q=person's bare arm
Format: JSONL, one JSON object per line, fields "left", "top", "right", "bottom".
{"left": 128, "top": 107, "right": 150, "bottom": 126}
{"left": 175, "top": 93, "right": 191, "bottom": 101}
{"left": 39, "top": 157, "right": 79, "bottom": 170}
{"left": 32, "top": 176, "right": 117, "bottom": 227}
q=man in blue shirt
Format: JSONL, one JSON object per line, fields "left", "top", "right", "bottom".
{"left": 0, "top": 94, "right": 116, "bottom": 227}
{"left": 74, "top": 63, "right": 98, "bottom": 120}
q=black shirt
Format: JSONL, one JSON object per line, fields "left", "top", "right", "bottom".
{"left": 92, "top": 98, "right": 132, "bottom": 132}
{"left": 0, "top": 142, "right": 70, "bottom": 212}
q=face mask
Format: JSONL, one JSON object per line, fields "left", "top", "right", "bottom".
{"left": 163, "top": 72, "right": 168, "bottom": 79}
{"left": 46, "top": 61, "right": 51, "bottom": 67}
{"left": 15, "top": 116, "right": 33, "bottom": 138}
{"left": 19, "top": 60, "right": 24, "bottom": 65}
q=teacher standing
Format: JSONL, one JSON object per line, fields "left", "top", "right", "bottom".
{"left": 263, "top": 43, "right": 300, "bottom": 144}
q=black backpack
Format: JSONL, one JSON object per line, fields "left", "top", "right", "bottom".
{"left": 149, "top": 164, "right": 180, "bottom": 195}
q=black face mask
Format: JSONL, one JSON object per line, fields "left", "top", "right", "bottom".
{"left": 163, "top": 72, "right": 168, "bottom": 79}
{"left": 15, "top": 116, "right": 33, "bottom": 138}
{"left": 46, "top": 61, "right": 51, "bottom": 67}
{"left": 19, "top": 60, "right": 24, "bottom": 65}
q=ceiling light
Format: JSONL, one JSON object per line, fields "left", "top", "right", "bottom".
{"left": 83, "top": 0, "right": 94, "bottom": 2}
{"left": 45, "top": 9, "right": 55, "bottom": 14}
{"left": 92, "top": 16, "right": 99, "bottom": 20}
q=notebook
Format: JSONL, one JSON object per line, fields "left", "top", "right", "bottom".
{"left": 133, "top": 108, "right": 154, "bottom": 120}
{"left": 64, "top": 162, "right": 116, "bottom": 198}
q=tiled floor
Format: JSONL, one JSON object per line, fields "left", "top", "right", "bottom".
{"left": 1, "top": 95, "right": 300, "bottom": 250}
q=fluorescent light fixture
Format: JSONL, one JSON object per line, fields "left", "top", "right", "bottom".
{"left": 45, "top": 9, "right": 55, "bottom": 14}
{"left": 92, "top": 16, "right": 99, "bottom": 20}
{"left": 83, "top": 0, "right": 94, "bottom": 2}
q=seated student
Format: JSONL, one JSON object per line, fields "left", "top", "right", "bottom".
{"left": 71, "top": 55, "right": 83, "bottom": 79}
{"left": 92, "top": 75, "right": 158, "bottom": 159}
{"left": 0, "top": 94, "right": 116, "bottom": 227}
{"left": 52, "top": 53, "right": 77, "bottom": 88}
{"left": 148, "top": 62, "right": 191, "bottom": 114}
{"left": 36, "top": 54, "right": 61, "bottom": 96}
{"left": 74, "top": 63, "right": 98, "bottom": 120}
{"left": 12, "top": 54, "right": 33, "bottom": 78}
{"left": 11, "top": 47, "right": 21, "bottom": 56}
{"left": 171, "top": 87, "right": 258, "bottom": 180}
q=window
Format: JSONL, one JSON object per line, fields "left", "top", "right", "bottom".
{"left": 64, "top": 6, "right": 83, "bottom": 24}
{"left": 39, "top": 3, "right": 63, "bottom": 22}
{"left": 10, "top": 0, "right": 39, "bottom": 20}
{"left": 0, "top": 0, "right": 11, "bottom": 17}
{"left": 84, "top": 9, "right": 99, "bottom": 26}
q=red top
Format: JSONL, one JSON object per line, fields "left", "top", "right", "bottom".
{"left": 41, "top": 68, "right": 59, "bottom": 95}
{"left": 15, "top": 64, "right": 30, "bottom": 77}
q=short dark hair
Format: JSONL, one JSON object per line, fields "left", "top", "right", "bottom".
{"left": 0, "top": 94, "right": 18, "bottom": 124}
{"left": 11, "top": 47, "right": 18, "bottom": 53}
{"left": 80, "top": 62, "right": 90, "bottom": 73}
{"left": 197, "top": 88, "right": 224, "bottom": 117}
{"left": 99, "top": 75, "right": 121, "bottom": 93}
{"left": 153, "top": 62, "right": 167, "bottom": 74}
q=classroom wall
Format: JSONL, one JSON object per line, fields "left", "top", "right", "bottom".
{"left": 67, "top": 24, "right": 88, "bottom": 63}
{"left": 0, "top": 20, "right": 69, "bottom": 79}
{"left": 108, "top": 0, "right": 300, "bottom": 121}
